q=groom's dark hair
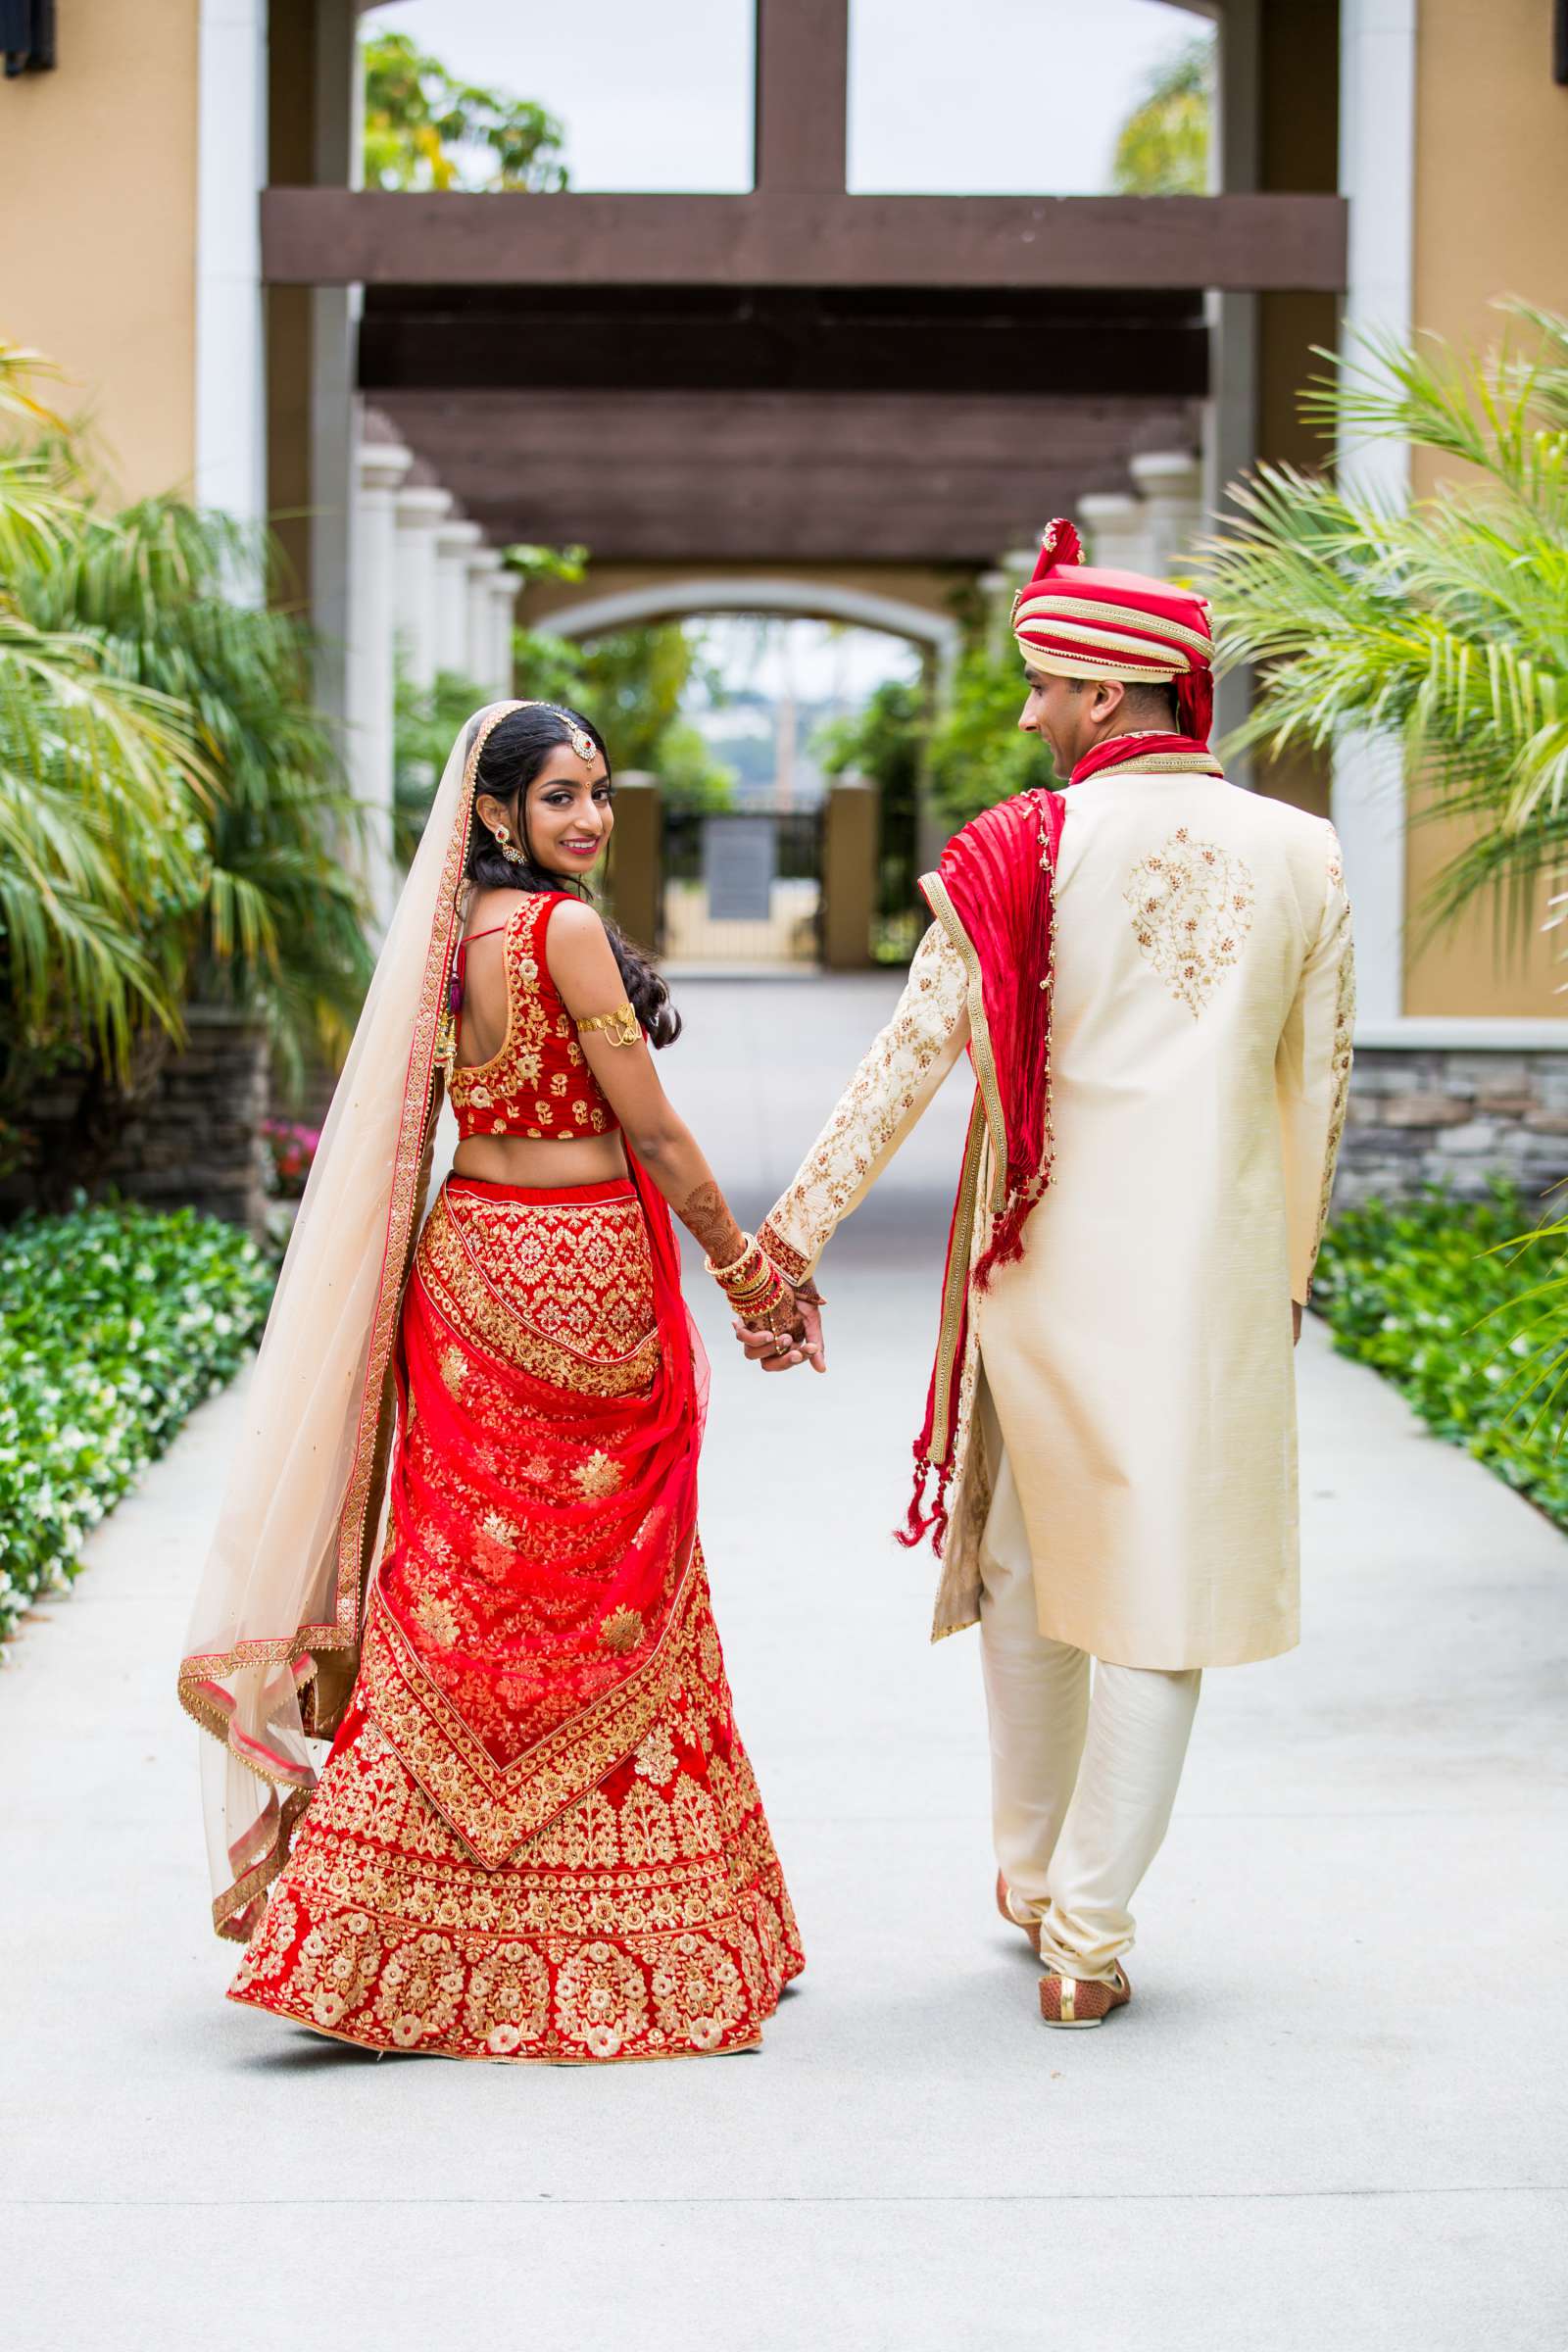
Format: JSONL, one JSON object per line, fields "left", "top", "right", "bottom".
{"left": 1068, "top": 675, "right": 1181, "bottom": 729}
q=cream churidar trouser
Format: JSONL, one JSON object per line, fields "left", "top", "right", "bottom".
{"left": 977, "top": 1390, "right": 1200, "bottom": 1984}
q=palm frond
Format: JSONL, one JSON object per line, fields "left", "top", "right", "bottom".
{"left": 2, "top": 397, "right": 374, "bottom": 1098}
{"left": 1203, "top": 306, "right": 1568, "bottom": 1453}
{"left": 1202, "top": 312, "right": 1568, "bottom": 915}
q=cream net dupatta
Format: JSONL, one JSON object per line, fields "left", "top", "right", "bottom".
{"left": 178, "top": 701, "right": 521, "bottom": 1938}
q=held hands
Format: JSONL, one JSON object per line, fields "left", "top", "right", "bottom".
{"left": 733, "top": 1281, "right": 826, "bottom": 1375}
{"left": 705, "top": 1232, "right": 826, "bottom": 1374}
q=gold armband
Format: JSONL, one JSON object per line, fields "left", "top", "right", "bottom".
{"left": 576, "top": 1003, "right": 640, "bottom": 1049}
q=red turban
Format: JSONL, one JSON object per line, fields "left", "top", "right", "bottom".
{"left": 1010, "top": 517, "right": 1215, "bottom": 743}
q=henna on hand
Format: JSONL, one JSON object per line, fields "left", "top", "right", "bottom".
{"left": 733, "top": 1280, "right": 824, "bottom": 1372}
{"left": 675, "top": 1178, "right": 746, "bottom": 1268}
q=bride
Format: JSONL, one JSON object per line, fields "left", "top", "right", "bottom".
{"left": 178, "top": 700, "right": 810, "bottom": 2064}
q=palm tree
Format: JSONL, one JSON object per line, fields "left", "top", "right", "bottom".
{"left": 1111, "top": 38, "right": 1213, "bottom": 197}
{"left": 1199, "top": 304, "right": 1568, "bottom": 951}
{"left": 0, "top": 345, "right": 209, "bottom": 1076}
{"left": 23, "top": 490, "right": 374, "bottom": 1090}
{"left": 1201, "top": 305, "right": 1568, "bottom": 1440}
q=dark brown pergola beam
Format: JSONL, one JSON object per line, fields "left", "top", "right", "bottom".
{"left": 262, "top": 191, "right": 1348, "bottom": 293}
{"left": 755, "top": 0, "right": 849, "bottom": 193}
{"left": 372, "top": 387, "right": 1200, "bottom": 564}
{"left": 376, "top": 388, "right": 1199, "bottom": 468}
{"left": 358, "top": 291, "right": 1208, "bottom": 398}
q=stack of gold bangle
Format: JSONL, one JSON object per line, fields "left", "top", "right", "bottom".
{"left": 706, "top": 1233, "right": 790, "bottom": 1323}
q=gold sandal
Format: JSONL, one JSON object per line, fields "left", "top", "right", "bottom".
{"left": 1038, "top": 1962, "right": 1132, "bottom": 2029}
{"left": 995, "top": 1871, "right": 1042, "bottom": 1958}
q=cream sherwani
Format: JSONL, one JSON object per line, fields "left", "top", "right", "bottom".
{"left": 760, "top": 770, "right": 1354, "bottom": 1675}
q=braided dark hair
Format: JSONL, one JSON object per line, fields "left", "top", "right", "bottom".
{"left": 466, "top": 702, "right": 680, "bottom": 1049}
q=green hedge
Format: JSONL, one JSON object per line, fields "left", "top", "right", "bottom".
{"left": 0, "top": 1203, "right": 276, "bottom": 1642}
{"left": 1312, "top": 1184, "right": 1568, "bottom": 1527}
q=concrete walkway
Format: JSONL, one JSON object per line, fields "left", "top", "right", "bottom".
{"left": 4, "top": 976, "right": 1565, "bottom": 2351}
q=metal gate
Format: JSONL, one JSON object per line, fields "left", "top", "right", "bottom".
{"left": 660, "top": 805, "right": 824, "bottom": 966}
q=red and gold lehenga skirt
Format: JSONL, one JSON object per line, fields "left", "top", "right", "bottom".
{"left": 229, "top": 1172, "right": 803, "bottom": 2064}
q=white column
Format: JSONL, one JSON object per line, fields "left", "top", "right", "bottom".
{"left": 308, "top": 0, "right": 361, "bottom": 732}
{"left": 347, "top": 437, "right": 413, "bottom": 926}
{"left": 393, "top": 481, "right": 452, "bottom": 693}
{"left": 1128, "top": 452, "right": 1204, "bottom": 581}
{"left": 1201, "top": 0, "right": 1261, "bottom": 776}
{"left": 433, "top": 516, "right": 483, "bottom": 680}
{"left": 195, "top": 0, "right": 267, "bottom": 539}
{"left": 1076, "top": 491, "right": 1154, "bottom": 575}
{"left": 488, "top": 570, "right": 520, "bottom": 699}
{"left": 465, "top": 547, "right": 504, "bottom": 693}
{"left": 975, "top": 566, "right": 1010, "bottom": 660}
{"left": 1335, "top": 0, "right": 1417, "bottom": 1027}
{"left": 1000, "top": 543, "right": 1039, "bottom": 597}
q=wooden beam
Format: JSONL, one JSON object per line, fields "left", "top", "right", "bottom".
{"left": 262, "top": 190, "right": 1348, "bottom": 293}
{"left": 358, "top": 290, "right": 1208, "bottom": 397}
{"left": 754, "top": 0, "right": 849, "bottom": 192}
{"left": 371, "top": 388, "right": 1200, "bottom": 564}
{"left": 377, "top": 389, "right": 1194, "bottom": 465}
{"left": 408, "top": 491, "right": 1126, "bottom": 565}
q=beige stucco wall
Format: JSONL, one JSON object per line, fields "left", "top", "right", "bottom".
{"left": 1403, "top": 0, "right": 1568, "bottom": 1017}
{"left": 0, "top": 0, "right": 201, "bottom": 500}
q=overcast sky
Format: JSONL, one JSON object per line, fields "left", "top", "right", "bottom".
{"left": 370, "top": 0, "right": 1207, "bottom": 195}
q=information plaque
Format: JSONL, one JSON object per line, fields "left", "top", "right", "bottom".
{"left": 704, "top": 816, "right": 777, "bottom": 920}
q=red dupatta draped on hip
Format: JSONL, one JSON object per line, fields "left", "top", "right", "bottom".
{"left": 901, "top": 787, "right": 1067, "bottom": 1550}
{"left": 362, "top": 1151, "right": 709, "bottom": 1866}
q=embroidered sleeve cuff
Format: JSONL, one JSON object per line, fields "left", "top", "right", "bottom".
{"left": 756, "top": 1218, "right": 813, "bottom": 1284}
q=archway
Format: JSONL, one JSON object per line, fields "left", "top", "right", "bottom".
{"left": 531, "top": 575, "right": 948, "bottom": 972}
{"left": 533, "top": 574, "right": 960, "bottom": 685}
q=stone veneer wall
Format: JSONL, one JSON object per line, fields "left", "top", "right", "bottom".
{"left": 1337, "top": 1047, "right": 1568, "bottom": 1220}
{"left": 0, "top": 1006, "right": 271, "bottom": 1237}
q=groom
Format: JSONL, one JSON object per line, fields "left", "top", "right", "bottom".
{"left": 739, "top": 522, "right": 1354, "bottom": 2027}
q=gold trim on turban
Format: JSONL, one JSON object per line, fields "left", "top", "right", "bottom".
{"left": 1012, "top": 640, "right": 1185, "bottom": 684}
{"left": 1010, "top": 590, "right": 1214, "bottom": 662}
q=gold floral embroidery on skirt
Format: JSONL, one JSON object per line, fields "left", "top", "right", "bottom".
{"left": 227, "top": 1557, "right": 804, "bottom": 2064}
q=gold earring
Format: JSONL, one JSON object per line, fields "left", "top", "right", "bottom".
{"left": 492, "top": 826, "right": 525, "bottom": 866}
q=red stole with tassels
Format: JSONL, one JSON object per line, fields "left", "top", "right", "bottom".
{"left": 898, "top": 733, "right": 1218, "bottom": 1552}
{"left": 901, "top": 787, "right": 1066, "bottom": 1551}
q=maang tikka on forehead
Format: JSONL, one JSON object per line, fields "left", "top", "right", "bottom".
{"left": 510, "top": 699, "right": 599, "bottom": 770}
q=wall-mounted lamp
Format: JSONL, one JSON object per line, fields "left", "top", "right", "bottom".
{"left": 1, "top": 0, "right": 54, "bottom": 77}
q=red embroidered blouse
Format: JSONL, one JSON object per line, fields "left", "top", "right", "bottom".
{"left": 447, "top": 892, "right": 620, "bottom": 1143}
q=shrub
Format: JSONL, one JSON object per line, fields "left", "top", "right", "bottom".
{"left": 0, "top": 1203, "right": 276, "bottom": 1643}
{"left": 1312, "top": 1183, "right": 1568, "bottom": 1525}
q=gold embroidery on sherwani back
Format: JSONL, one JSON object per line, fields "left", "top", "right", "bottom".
{"left": 1124, "top": 830, "right": 1256, "bottom": 1017}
